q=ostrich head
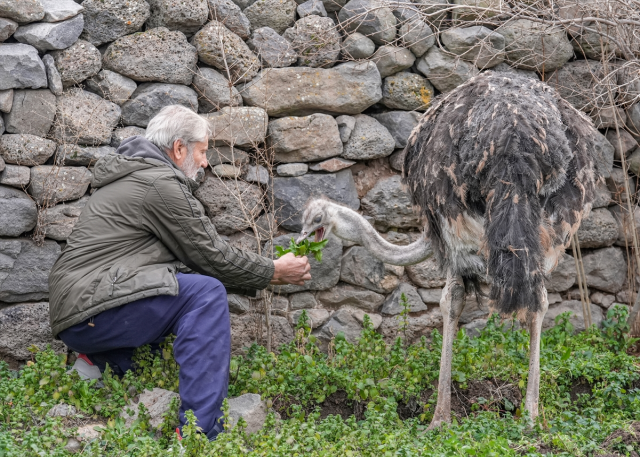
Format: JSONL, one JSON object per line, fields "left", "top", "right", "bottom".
{"left": 296, "top": 198, "right": 335, "bottom": 243}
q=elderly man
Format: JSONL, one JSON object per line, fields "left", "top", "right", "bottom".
{"left": 48, "top": 105, "right": 310, "bottom": 439}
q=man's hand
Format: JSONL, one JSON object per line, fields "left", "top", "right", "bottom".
{"left": 270, "top": 252, "right": 311, "bottom": 285}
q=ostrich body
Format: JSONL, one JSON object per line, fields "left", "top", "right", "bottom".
{"left": 299, "top": 72, "right": 601, "bottom": 428}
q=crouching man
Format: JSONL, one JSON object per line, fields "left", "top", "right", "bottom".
{"left": 48, "top": 105, "right": 310, "bottom": 439}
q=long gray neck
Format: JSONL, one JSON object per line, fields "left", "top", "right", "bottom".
{"left": 330, "top": 205, "right": 432, "bottom": 266}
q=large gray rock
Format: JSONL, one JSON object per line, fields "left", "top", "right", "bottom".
{"left": 0, "top": 18, "right": 18, "bottom": 42}
{"left": 341, "top": 32, "right": 375, "bottom": 59}
{"left": 381, "top": 282, "right": 428, "bottom": 315}
{"left": 336, "top": 115, "right": 355, "bottom": 142}
{"left": 277, "top": 163, "right": 308, "bottom": 176}
{"left": 0, "top": 0, "right": 45, "bottom": 23}
{"left": 146, "top": 0, "right": 209, "bottom": 35}
{"left": 371, "top": 111, "right": 420, "bottom": 149}
{"left": 592, "top": 181, "right": 611, "bottom": 209}
{"left": 247, "top": 27, "right": 297, "bottom": 68}
{"left": 378, "top": 306, "right": 443, "bottom": 345}
{"left": 0, "top": 239, "right": 61, "bottom": 303}
{"left": 0, "top": 186, "right": 37, "bottom": 236}
{"left": 399, "top": 18, "right": 435, "bottom": 58}
{"left": 230, "top": 314, "right": 294, "bottom": 353}
{"left": 581, "top": 247, "right": 626, "bottom": 294}
{"left": 545, "top": 252, "right": 575, "bottom": 293}
{"left": 81, "top": 0, "right": 150, "bottom": 46}
{"left": 268, "top": 113, "right": 342, "bottom": 163}
{"left": 289, "top": 291, "right": 317, "bottom": 310}
{"left": 0, "top": 44, "right": 47, "bottom": 90}
{"left": 41, "top": 54, "right": 62, "bottom": 96}
{"left": 244, "top": 0, "right": 297, "bottom": 35}
{"left": 405, "top": 256, "right": 446, "bottom": 288}
{"left": 3, "top": 89, "right": 56, "bottom": 137}
{"left": 341, "top": 114, "right": 395, "bottom": 161}
{"left": 575, "top": 208, "right": 618, "bottom": 249}
{"left": 104, "top": 27, "right": 197, "bottom": 85}
{"left": 381, "top": 71, "right": 433, "bottom": 111}
{"left": 41, "top": 196, "right": 89, "bottom": 240}
{"left": 607, "top": 168, "right": 635, "bottom": 204}
{"left": 605, "top": 129, "right": 637, "bottom": 161}
{"left": 121, "top": 83, "right": 198, "bottom": 127}
{"left": 208, "top": 0, "right": 251, "bottom": 39}
{"left": 227, "top": 293, "right": 251, "bottom": 313}
{"left": 499, "top": 19, "right": 573, "bottom": 72}
{"left": 191, "top": 21, "right": 260, "bottom": 84}
{"left": 203, "top": 106, "right": 268, "bottom": 147}
{"left": 206, "top": 145, "right": 250, "bottom": 166}
{"left": 490, "top": 62, "right": 540, "bottom": 80}
{"left": 416, "top": 46, "right": 479, "bottom": 93}
{"left": 269, "top": 233, "right": 343, "bottom": 293}
{"left": 547, "top": 60, "right": 613, "bottom": 113}
{"left": 51, "top": 89, "right": 121, "bottom": 146}
{"left": 314, "top": 308, "right": 363, "bottom": 347}
{"left": 0, "top": 165, "right": 30, "bottom": 188}
{"left": 338, "top": 0, "right": 396, "bottom": 45}
{"left": 289, "top": 308, "right": 330, "bottom": 328}
{"left": 39, "top": 0, "right": 84, "bottom": 22}
{"left": 194, "top": 172, "right": 263, "bottom": 234}
{"left": 283, "top": 15, "right": 341, "bottom": 68}
{"left": 340, "top": 246, "right": 403, "bottom": 293}
{"left": 29, "top": 166, "right": 92, "bottom": 205}
{"left": 542, "top": 301, "right": 603, "bottom": 332}
{"left": 592, "top": 105, "right": 626, "bottom": 130}
{"left": 0, "top": 302, "right": 66, "bottom": 360}
{"left": 297, "top": 0, "right": 327, "bottom": 17}
{"left": 227, "top": 394, "right": 269, "bottom": 434}
{"left": 241, "top": 61, "right": 382, "bottom": 116}
{"left": 111, "top": 127, "right": 145, "bottom": 148}
{"left": 361, "top": 175, "right": 422, "bottom": 230}
{"left": 0, "top": 134, "right": 56, "bottom": 166}
{"left": 50, "top": 39, "right": 102, "bottom": 87}
{"left": 192, "top": 67, "right": 243, "bottom": 113}
{"left": 371, "top": 45, "right": 415, "bottom": 78}
{"left": 86, "top": 70, "right": 137, "bottom": 106}
{"left": 593, "top": 130, "right": 614, "bottom": 179}
{"left": 0, "top": 90, "right": 13, "bottom": 113}
{"left": 121, "top": 388, "right": 181, "bottom": 429}
{"left": 56, "top": 144, "right": 114, "bottom": 166}
{"left": 13, "top": 14, "right": 84, "bottom": 52}
{"left": 610, "top": 205, "right": 640, "bottom": 247}
{"left": 272, "top": 169, "right": 359, "bottom": 231}
{"left": 441, "top": 26, "right": 505, "bottom": 69}
{"left": 417, "top": 287, "right": 442, "bottom": 305}
{"left": 316, "top": 283, "right": 385, "bottom": 312}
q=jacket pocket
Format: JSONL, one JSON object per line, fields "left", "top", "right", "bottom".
{"left": 91, "top": 264, "right": 176, "bottom": 306}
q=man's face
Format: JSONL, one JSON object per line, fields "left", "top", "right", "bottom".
{"left": 174, "top": 138, "right": 208, "bottom": 180}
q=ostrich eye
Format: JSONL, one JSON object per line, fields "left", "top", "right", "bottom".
{"left": 313, "top": 215, "right": 322, "bottom": 224}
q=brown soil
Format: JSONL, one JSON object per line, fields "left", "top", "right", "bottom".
{"left": 597, "top": 422, "right": 640, "bottom": 457}
{"left": 397, "top": 389, "right": 434, "bottom": 420}
{"left": 318, "top": 390, "right": 365, "bottom": 421}
{"left": 569, "top": 378, "right": 593, "bottom": 402}
{"left": 451, "top": 379, "right": 522, "bottom": 419}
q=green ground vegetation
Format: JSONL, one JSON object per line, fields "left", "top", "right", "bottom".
{"left": 1, "top": 305, "right": 639, "bottom": 456}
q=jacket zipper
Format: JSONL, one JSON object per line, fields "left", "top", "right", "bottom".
{"left": 109, "top": 268, "right": 120, "bottom": 297}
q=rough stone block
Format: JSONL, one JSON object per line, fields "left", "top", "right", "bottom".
{"left": 272, "top": 169, "right": 359, "bottom": 231}
{"left": 244, "top": 0, "right": 297, "bottom": 34}
{"left": 192, "top": 67, "right": 243, "bottom": 113}
{"left": 371, "top": 111, "right": 420, "bottom": 149}
{"left": 81, "top": 0, "right": 150, "bottom": 46}
{"left": 341, "top": 114, "right": 395, "bottom": 161}
{"left": 227, "top": 393, "right": 269, "bottom": 434}
{"left": 381, "top": 282, "right": 427, "bottom": 315}
{"left": 308, "top": 157, "right": 355, "bottom": 172}
{"left": 340, "top": 246, "right": 403, "bottom": 294}
{"left": 371, "top": 45, "right": 416, "bottom": 78}
{"left": 381, "top": 71, "right": 433, "bottom": 111}
{"left": 297, "top": 0, "right": 327, "bottom": 17}
{"left": 0, "top": 165, "right": 30, "bottom": 188}
{"left": 111, "top": 127, "right": 145, "bottom": 149}
{"left": 3, "top": 89, "right": 56, "bottom": 137}
{"left": 316, "top": 283, "right": 385, "bottom": 312}
{"left": 441, "top": 25, "right": 505, "bottom": 69}
{"left": 103, "top": 27, "right": 197, "bottom": 85}
{"left": 399, "top": 18, "right": 435, "bottom": 58}
{"left": 289, "top": 308, "right": 330, "bottom": 328}
{"left": 405, "top": 256, "right": 446, "bottom": 289}
{"left": 575, "top": 208, "right": 618, "bottom": 249}
{"left": 0, "top": 186, "right": 37, "bottom": 236}
{"left": 121, "top": 388, "right": 180, "bottom": 429}
{"left": 341, "top": 32, "right": 375, "bottom": 59}
{"left": 0, "top": 18, "right": 18, "bottom": 42}
{"left": 50, "top": 39, "right": 102, "bottom": 87}
{"left": 542, "top": 301, "right": 603, "bottom": 332}
{"left": 314, "top": 308, "right": 363, "bottom": 348}
{"left": 277, "top": 163, "right": 308, "bottom": 177}
{"left": 0, "top": 302, "right": 66, "bottom": 361}
{"left": 361, "top": 175, "right": 422, "bottom": 230}
{"left": 146, "top": 0, "right": 209, "bottom": 35}
{"left": 240, "top": 61, "right": 382, "bottom": 117}
{"left": 581, "top": 247, "right": 626, "bottom": 294}
{"left": 0, "top": 239, "right": 61, "bottom": 303}
{"left": 416, "top": 46, "right": 479, "bottom": 93}
{"left": 41, "top": 196, "right": 89, "bottom": 240}
{"left": 14, "top": 14, "right": 84, "bottom": 52}
{"left": 39, "top": 0, "right": 84, "bottom": 22}
{"left": 283, "top": 15, "right": 341, "bottom": 68}
{"left": 338, "top": 0, "right": 396, "bottom": 45}
{"left": 29, "top": 166, "right": 93, "bottom": 205}
{"left": 0, "top": 134, "right": 56, "bottom": 166}
{"left": 42, "top": 54, "right": 63, "bottom": 96}
{"left": 203, "top": 107, "right": 268, "bottom": 148}
{"left": 247, "top": 27, "right": 297, "bottom": 68}
{"left": 268, "top": 113, "right": 342, "bottom": 163}
{"left": 86, "top": 70, "right": 137, "bottom": 106}
{"left": 0, "top": 44, "right": 47, "bottom": 90}
{"left": 0, "top": 0, "right": 45, "bottom": 23}
{"left": 208, "top": 0, "right": 251, "bottom": 39}
{"left": 121, "top": 83, "right": 198, "bottom": 127}
{"left": 289, "top": 291, "right": 318, "bottom": 310}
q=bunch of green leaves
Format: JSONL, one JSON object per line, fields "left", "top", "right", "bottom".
{"left": 275, "top": 236, "right": 328, "bottom": 262}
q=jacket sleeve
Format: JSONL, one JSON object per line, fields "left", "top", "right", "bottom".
{"left": 140, "top": 173, "right": 275, "bottom": 291}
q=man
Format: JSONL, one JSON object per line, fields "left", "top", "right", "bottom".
{"left": 48, "top": 105, "right": 311, "bottom": 439}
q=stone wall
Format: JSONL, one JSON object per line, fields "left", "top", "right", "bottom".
{"left": 0, "top": 0, "right": 638, "bottom": 362}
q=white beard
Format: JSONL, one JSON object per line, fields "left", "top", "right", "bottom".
{"left": 179, "top": 149, "right": 201, "bottom": 181}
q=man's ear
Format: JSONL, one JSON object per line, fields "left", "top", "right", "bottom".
{"left": 172, "top": 140, "right": 187, "bottom": 162}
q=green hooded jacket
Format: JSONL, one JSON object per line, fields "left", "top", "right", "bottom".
{"left": 48, "top": 136, "right": 275, "bottom": 337}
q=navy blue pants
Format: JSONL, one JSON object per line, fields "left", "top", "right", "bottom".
{"left": 58, "top": 273, "right": 230, "bottom": 439}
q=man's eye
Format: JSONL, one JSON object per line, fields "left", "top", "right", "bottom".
{"left": 313, "top": 215, "right": 321, "bottom": 224}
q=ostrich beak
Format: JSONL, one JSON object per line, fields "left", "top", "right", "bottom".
{"left": 296, "top": 232, "right": 308, "bottom": 244}
{"left": 314, "top": 227, "right": 325, "bottom": 242}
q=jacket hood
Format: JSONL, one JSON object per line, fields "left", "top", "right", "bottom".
{"left": 91, "top": 136, "right": 185, "bottom": 189}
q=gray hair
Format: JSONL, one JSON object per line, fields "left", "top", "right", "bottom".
{"left": 145, "top": 105, "right": 211, "bottom": 152}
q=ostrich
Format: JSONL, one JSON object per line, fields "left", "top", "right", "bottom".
{"left": 298, "top": 71, "right": 601, "bottom": 427}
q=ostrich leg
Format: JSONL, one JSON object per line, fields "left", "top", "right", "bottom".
{"left": 429, "top": 272, "right": 466, "bottom": 429}
{"left": 523, "top": 286, "right": 549, "bottom": 421}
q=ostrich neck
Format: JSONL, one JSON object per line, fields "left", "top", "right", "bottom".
{"left": 332, "top": 206, "right": 432, "bottom": 266}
